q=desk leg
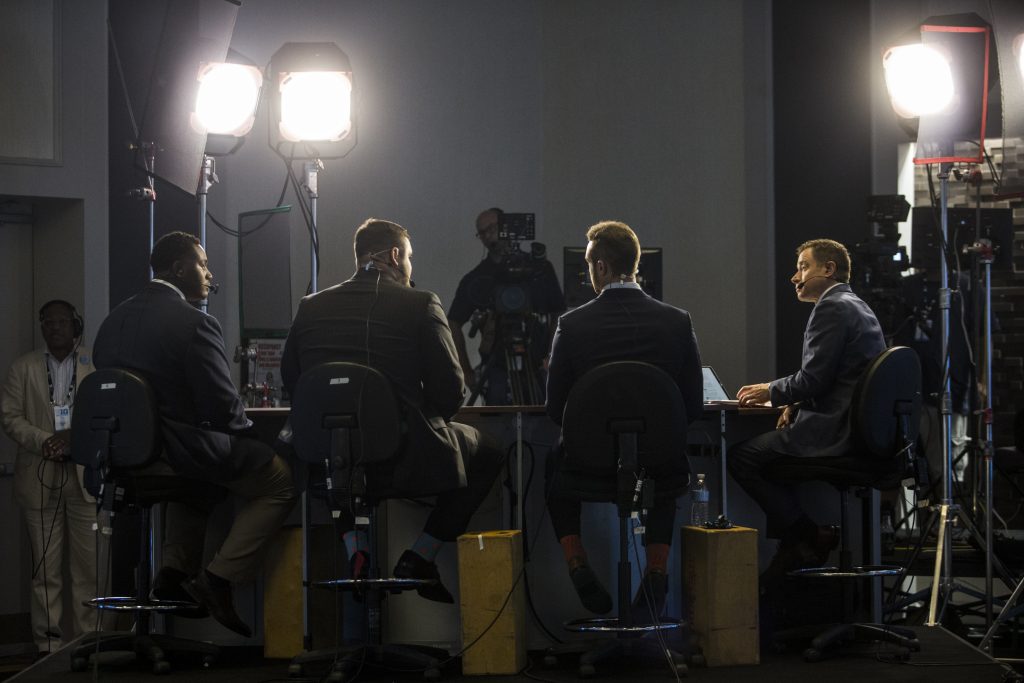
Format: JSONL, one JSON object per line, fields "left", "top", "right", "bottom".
{"left": 301, "top": 491, "right": 312, "bottom": 651}
{"left": 516, "top": 411, "right": 524, "bottom": 531}
{"left": 719, "top": 410, "right": 728, "bottom": 519}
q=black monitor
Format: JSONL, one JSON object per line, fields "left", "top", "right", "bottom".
{"left": 563, "top": 247, "right": 663, "bottom": 308}
{"left": 239, "top": 205, "right": 293, "bottom": 338}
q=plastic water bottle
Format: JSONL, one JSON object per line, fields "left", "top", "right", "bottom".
{"left": 691, "top": 473, "right": 709, "bottom": 527}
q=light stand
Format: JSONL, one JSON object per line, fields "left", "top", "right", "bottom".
{"left": 924, "top": 162, "right": 956, "bottom": 626}
{"left": 960, "top": 174, "right": 998, "bottom": 636}
{"left": 920, "top": 167, "right": 1011, "bottom": 632}
{"left": 976, "top": 238, "right": 1011, "bottom": 652}
{"left": 196, "top": 155, "right": 218, "bottom": 312}
{"left": 130, "top": 142, "right": 159, "bottom": 279}
{"left": 303, "top": 159, "right": 322, "bottom": 294}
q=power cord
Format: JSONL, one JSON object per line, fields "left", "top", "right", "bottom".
{"left": 628, "top": 493, "right": 685, "bottom": 683}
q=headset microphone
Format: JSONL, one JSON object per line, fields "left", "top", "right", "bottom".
{"left": 208, "top": 283, "right": 220, "bottom": 294}
{"left": 796, "top": 274, "right": 833, "bottom": 291}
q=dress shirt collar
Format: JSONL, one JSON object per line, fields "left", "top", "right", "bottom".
{"left": 602, "top": 281, "right": 642, "bottom": 291}
{"left": 819, "top": 281, "right": 845, "bottom": 301}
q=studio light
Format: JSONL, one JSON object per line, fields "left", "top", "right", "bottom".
{"left": 883, "top": 44, "right": 955, "bottom": 118}
{"left": 191, "top": 62, "right": 263, "bottom": 136}
{"left": 883, "top": 15, "right": 991, "bottom": 164}
{"left": 268, "top": 42, "right": 355, "bottom": 156}
{"left": 279, "top": 71, "right": 352, "bottom": 142}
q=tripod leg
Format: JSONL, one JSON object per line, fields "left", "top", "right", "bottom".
{"left": 925, "top": 504, "right": 949, "bottom": 626}
{"left": 979, "top": 575, "right": 1024, "bottom": 651}
{"left": 953, "top": 506, "right": 1017, "bottom": 589}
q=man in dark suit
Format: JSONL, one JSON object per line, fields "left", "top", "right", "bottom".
{"left": 93, "top": 231, "right": 297, "bottom": 637}
{"left": 545, "top": 221, "right": 702, "bottom": 618}
{"left": 730, "top": 238, "right": 885, "bottom": 579}
{"left": 281, "top": 218, "right": 504, "bottom": 603}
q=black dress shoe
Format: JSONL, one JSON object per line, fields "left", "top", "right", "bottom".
{"left": 630, "top": 571, "right": 668, "bottom": 624}
{"left": 183, "top": 572, "right": 252, "bottom": 637}
{"left": 151, "top": 567, "right": 208, "bottom": 618}
{"left": 392, "top": 550, "right": 454, "bottom": 604}
{"left": 760, "top": 530, "right": 839, "bottom": 592}
{"left": 569, "top": 564, "right": 613, "bottom": 615}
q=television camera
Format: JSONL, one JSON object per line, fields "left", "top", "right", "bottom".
{"left": 466, "top": 212, "right": 558, "bottom": 405}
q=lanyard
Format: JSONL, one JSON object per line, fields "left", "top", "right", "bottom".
{"left": 46, "top": 355, "right": 77, "bottom": 407}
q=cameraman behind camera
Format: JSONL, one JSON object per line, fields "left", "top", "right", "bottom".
{"left": 447, "top": 208, "right": 565, "bottom": 405}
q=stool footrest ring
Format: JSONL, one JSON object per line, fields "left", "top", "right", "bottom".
{"left": 787, "top": 564, "right": 904, "bottom": 579}
{"left": 310, "top": 577, "right": 434, "bottom": 592}
{"left": 564, "top": 616, "right": 684, "bottom": 634}
{"left": 86, "top": 597, "right": 204, "bottom": 613}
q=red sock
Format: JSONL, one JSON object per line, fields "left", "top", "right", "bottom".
{"left": 646, "top": 543, "right": 670, "bottom": 574}
{"left": 560, "top": 535, "right": 586, "bottom": 569}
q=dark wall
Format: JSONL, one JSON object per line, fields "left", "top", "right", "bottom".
{"left": 773, "top": 0, "right": 874, "bottom": 375}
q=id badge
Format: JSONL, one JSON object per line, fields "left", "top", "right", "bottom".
{"left": 53, "top": 405, "right": 71, "bottom": 431}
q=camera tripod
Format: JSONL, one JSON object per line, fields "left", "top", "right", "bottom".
{"left": 467, "top": 311, "right": 545, "bottom": 406}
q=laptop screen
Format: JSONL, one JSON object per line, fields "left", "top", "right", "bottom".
{"left": 702, "top": 366, "right": 730, "bottom": 402}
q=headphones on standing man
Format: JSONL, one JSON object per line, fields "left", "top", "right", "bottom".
{"left": 38, "top": 299, "right": 84, "bottom": 339}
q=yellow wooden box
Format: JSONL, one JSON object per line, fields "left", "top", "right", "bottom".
{"left": 456, "top": 530, "right": 526, "bottom": 675}
{"left": 681, "top": 525, "right": 759, "bottom": 666}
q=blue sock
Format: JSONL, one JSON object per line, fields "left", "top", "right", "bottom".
{"left": 410, "top": 532, "right": 443, "bottom": 563}
{"left": 343, "top": 530, "right": 368, "bottom": 559}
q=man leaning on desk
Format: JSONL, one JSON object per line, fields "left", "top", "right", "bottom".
{"left": 729, "top": 238, "right": 885, "bottom": 586}
{"left": 280, "top": 218, "right": 504, "bottom": 603}
{"left": 545, "top": 221, "right": 703, "bottom": 620}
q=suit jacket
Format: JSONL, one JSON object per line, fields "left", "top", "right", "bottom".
{"left": 770, "top": 283, "right": 886, "bottom": 458}
{"left": 1, "top": 346, "right": 95, "bottom": 509}
{"left": 545, "top": 286, "right": 704, "bottom": 428}
{"left": 281, "top": 270, "right": 467, "bottom": 494}
{"left": 93, "top": 282, "right": 267, "bottom": 480}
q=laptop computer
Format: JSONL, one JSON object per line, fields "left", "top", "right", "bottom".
{"left": 702, "top": 366, "right": 735, "bottom": 404}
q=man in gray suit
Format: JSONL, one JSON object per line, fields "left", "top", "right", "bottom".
{"left": 94, "top": 231, "right": 297, "bottom": 637}
{"left": 281, "top": 218, "right": 504, "bottom": 603}
{"left": 730, "top": 238, "right": 885, "bottom": 579}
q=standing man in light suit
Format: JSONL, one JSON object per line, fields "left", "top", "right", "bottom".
{"left": 2, "top": 300, "right": 99, "bottom": 657}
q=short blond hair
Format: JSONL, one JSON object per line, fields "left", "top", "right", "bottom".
{"left": 586, "top": 221, "right": 641, "bottom": 278}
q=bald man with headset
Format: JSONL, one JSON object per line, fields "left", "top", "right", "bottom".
{"left": 2, "top": 300, "right": 99, "bottom": 657}
{"left": 729, "top": 238, "right": 885, "bottom": 585}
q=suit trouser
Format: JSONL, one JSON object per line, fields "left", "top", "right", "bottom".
{"left": 421, "top": 422, "right": 505, "bottom": 541}
{"left": 727, "top": 430, "right": 805, "bottom": 539}
{"left": 21, "top": 467, "right": 100, "bottom": 652}
{"left": 544, "top": 445, "right": 681, "bottom": 546}
{"left": 162, "top": 443, "right": 297, "bottom": 583}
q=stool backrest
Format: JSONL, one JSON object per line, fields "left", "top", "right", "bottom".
{"left": 291, "top": 362, "right": 402, "bottom": 465}
{"left": 71, "top": 368, "right": 161, "bottom": 471}
{"left": 852, "top": 346, "right": 922, "bottom": 459}
{"left": 561, "top": 361, "right": 688, "bottom": 474}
